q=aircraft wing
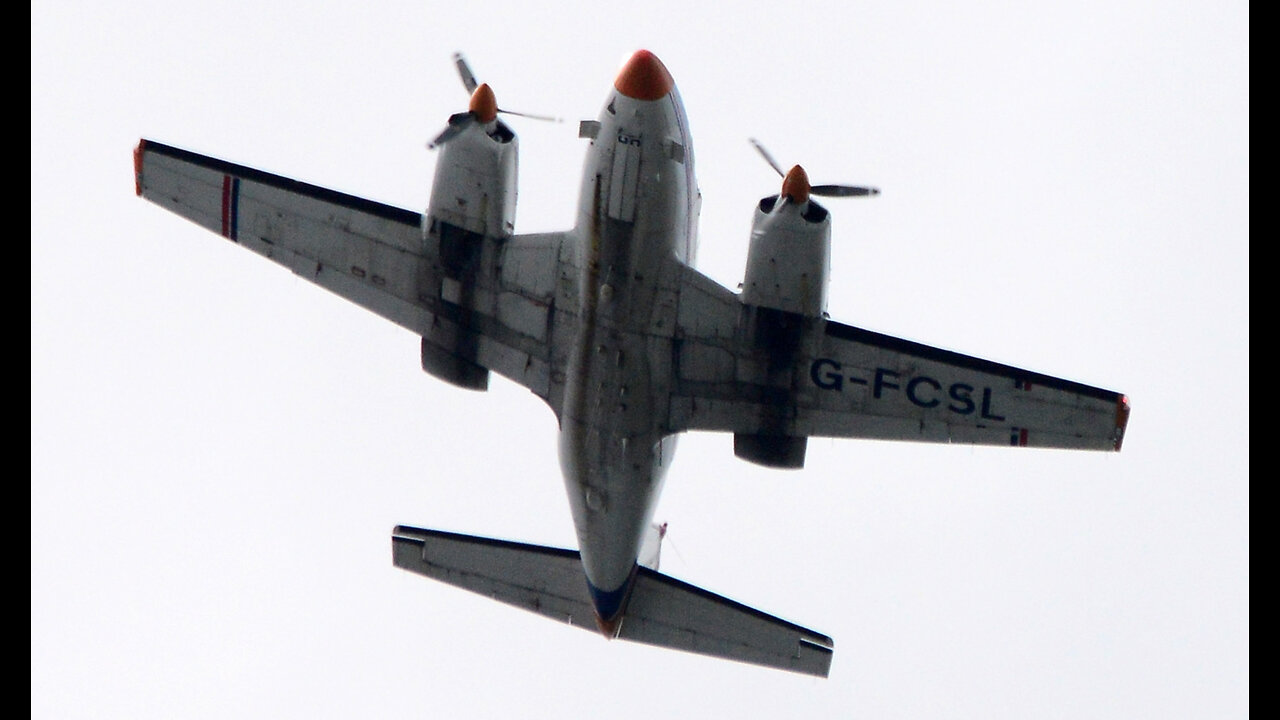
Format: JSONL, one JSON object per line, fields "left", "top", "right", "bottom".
{"left": 667, "top": 266, "right": 1129, "bottom": 451}
{"left": 133, "top": 140, "right": 572, "bottom": 407}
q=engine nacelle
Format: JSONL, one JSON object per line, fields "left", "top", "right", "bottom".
{"left": 421, "top": 329, "right": 489, "bottom": 391}
{"left": 426, "top": 119, "right": 518, "bottom": 239}
{"left": 734, "top": 432, "right": 808, "bottom": 469}
{"left": 733, "top": 196, "right": 832, "bottom": 469}
{"left": 741, "top": 195, "right": 831, "bottom": 315}
{"left": 419, "top": 119, "right": 519, "bottom": 391}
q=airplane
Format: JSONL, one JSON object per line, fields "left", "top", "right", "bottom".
{"left": 132, "top": 49, "right": 1130, "bottom": 678}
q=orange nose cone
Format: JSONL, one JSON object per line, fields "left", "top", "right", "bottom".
{"left": 469, "top": 83, "right": 498, "bottom": 123}
{"left": 781, "top": 165, "right": 811, "bottom": 204}
{"left": 614, "top": 50, "right": 674, "bottom": 101}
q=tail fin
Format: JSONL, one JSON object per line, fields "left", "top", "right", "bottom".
{"left": 392, "top": 525, "right": 833, "bottom": 677}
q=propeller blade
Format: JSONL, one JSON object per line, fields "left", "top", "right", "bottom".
{"left": 453, "top": 52, "right": 479, "bottom": 94}
{"left": 812, "top": 184, "right": 880, "bottom": 197}
{"left": 751, "top": 138, "right": 880, "bottom": 199}
{"left": 428, "top": 112, "right": 475, "bottom": 149}
{"left": 432, "top": 53, "right": 562, "bottom": 150}
{"left": 748, "top": 138, "right": 786, "bottom": 177}
{"left": 498, "top": 108, "right": 563, "bottom": 123}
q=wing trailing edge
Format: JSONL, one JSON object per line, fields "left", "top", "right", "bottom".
{"left": 392, "top": 526, "right": 833, "bottom": 677}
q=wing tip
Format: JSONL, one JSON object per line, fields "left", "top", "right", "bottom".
{"left": 133, "top": 139, "right": 147, "bottom": 196}
{"left": 798, "top": 636, "right": 836, "bottom": 678}
{"left": 1113, "top": 394, "right": 1131, "bottom": 451}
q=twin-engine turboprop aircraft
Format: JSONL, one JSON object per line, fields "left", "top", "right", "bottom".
{"left": 133, "top": 49, "right": 1129, "bottom": 677}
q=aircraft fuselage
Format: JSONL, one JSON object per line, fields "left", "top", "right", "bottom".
{"left": 556, "top": 52, "right": 697, "bottom": 629}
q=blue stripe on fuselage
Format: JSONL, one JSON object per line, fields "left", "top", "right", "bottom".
{"left": 586, "top": 566, "right": 637, "bottom": 621}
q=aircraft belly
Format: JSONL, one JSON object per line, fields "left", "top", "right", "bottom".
{"left": 558, "top": 230, "right": 680, "bottom": 596}
{"left": 553, "top": 90, "right": 695, "bottom": 601}
{"left": 558, "top": 325, "right": 672, "bottom": 592}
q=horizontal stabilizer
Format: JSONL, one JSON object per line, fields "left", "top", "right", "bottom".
{"left": 392, "top": 526, "right": 597, "bottom": 629}
{"left": 392, "top": 526, "right": 833, "bottom": 677}
{"left": 621, "top": 567, "right": 833, "bottom": 677}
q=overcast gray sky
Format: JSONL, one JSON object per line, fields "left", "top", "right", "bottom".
{"left": 33, "top": 1, "right": 1247, "bottom": 717}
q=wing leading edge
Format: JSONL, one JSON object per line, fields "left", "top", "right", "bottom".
{"left": 668, "top": 266, "right": 1129, "bottom": 451}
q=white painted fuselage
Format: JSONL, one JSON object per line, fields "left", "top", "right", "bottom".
{"left": 556, "top": 52, "right": 697, "bottom": 629}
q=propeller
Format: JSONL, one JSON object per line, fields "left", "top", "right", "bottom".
{"left": 428, "top": 53, "right": 561, "bottom": 149}
{"left": 748, "top": 138, "right": 879, "bottom": 202}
